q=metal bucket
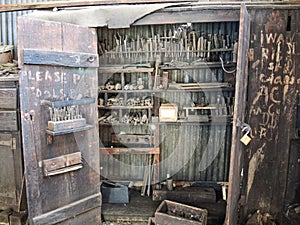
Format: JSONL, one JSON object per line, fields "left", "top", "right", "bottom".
{"left": 0, "top": 45, "right": 14, "bottom": 64}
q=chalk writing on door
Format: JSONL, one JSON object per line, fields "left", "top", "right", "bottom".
{"left": 21, "top": 69, "right": 85, "bottom": 100}
{"left": 250, "top": 27, "right": 297, "bottom": 141}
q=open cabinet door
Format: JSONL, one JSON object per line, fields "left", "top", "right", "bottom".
{"left": 225, "top": 4, "right": 250, "bottom": 225}
{"left": 18, "top": 17, "right": 101, "bottom": 224}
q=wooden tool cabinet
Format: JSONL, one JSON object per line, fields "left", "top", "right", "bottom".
{"left": 15, "top": 3, "right": 250, "bottom": 224}
{"left": 97, "top": 4, "right": 250, "bottom": 225}
{"left": 0, "top": 75, "right": 27, "bottom": 225}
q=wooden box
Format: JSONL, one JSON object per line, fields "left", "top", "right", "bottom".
{"left": 47, "top": 118, "right": 86, "bottom": 131}
{"left": 155, "top": 200, "right": 208, "bottom": 225}
{"left": 159, "top": 104, "right": 178, "bottom": 122}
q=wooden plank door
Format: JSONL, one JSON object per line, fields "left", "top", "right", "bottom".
{"left": 17, "top": 17, "right": 101, "bottom": 225}
{"left": 225, "top": 4, "right": 250, "bottom": 225}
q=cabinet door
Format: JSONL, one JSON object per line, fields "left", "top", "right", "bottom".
{"left": 18, "top": 17, "right": 101, "bottom": 224}
{"left": 0, "top": 133, "right": 23, "bottom": 211}
{"left": 226, "top": 4, "right": 250, "bottom": 225}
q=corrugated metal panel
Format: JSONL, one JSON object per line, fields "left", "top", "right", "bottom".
{"left": 0, "top": 0, "right": 65, "bottom": 57}
{"left": 100, "top": 124, "right": 232, "bottom": 182}
{"left": 159, "top": 124, "right": 231, "bottom": 182}
{"left": 98, "top": 21, "right": 237, "bottom": 183}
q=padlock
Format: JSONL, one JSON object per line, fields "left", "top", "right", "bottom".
{"left": 240, "top": 130, "right": 251, "bottom": 146}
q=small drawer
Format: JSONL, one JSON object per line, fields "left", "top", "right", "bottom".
{"left": 0, "top": 88, "right": 17, "bottom": 109}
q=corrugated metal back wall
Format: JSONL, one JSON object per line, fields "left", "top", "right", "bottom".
{"left": 0, "top": 0, "right": 61, "bottom": 56}
{"left": 2, "top": 1, "right": 233, "bottom": 183}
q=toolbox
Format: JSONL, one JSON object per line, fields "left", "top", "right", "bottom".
{"left": 159, "top": 104, "right": 178, "bottom": 122}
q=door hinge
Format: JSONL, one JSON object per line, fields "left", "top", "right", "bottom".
{"left": 0, "top": 138, "right": 16, "bottom": 150}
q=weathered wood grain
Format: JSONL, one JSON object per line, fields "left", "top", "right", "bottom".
{"left": 0, "top": 88, "right": 17, "bottom": 109}
{"left": 32, "top": 193, "right": 101, "bottom": 225}
{"left": 152, "top": 187, "right": 216, "bottom": 203}
{"left": 0, "top": 111, "right": 18, "bottom": 131}
{"left": 18, "top": 17, "right": 100, "bottom": 224}
{"left": 24, "top": 49, "right": 99, "bottom": 68}
{"left": 225, "top": 4, "right": 250, "bottom": 225}
{"left": 0, "top": 132, "right": 25, "bottom": 212}
{"left": 244, "top": 7, "right": 300, "bottom": 222}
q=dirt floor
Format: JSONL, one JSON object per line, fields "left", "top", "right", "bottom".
{"left": 101, "top": 189, "right": 159, "bottom": 225}
{"left": 101, "top": 187, "right": 226, "bottom": 225}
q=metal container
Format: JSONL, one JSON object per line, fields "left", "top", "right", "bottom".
{"left": 0, "top": 45, "right": 13, "bottom": 63}
{"left": 101, "top": 181, "right": 131, "bottom": 204}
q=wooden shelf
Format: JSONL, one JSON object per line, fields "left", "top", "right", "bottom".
{"left": 168, "top": 82, "right": 232, "bottom": 90}
{"left": 99, "top": 89, "right": 154, "bottom": 93}
{"left": 41, "top": 97, "right": 95, "bottom": 108}
{"left": 46, "top": 124, "right": 94, "bottom": 136}
{"left": 159, "top": 117, "right": 233, "bottom": 125}
{"left": 99, "top": 66, "right": 153, "bottom": 73}
{"left": 102, "top": 48, "right": 233, "bottom": 56}
{"left": 160, "top": 61, "right": 236, "bottom": 70}
{"left": 183, "top": 106, "right": 217, "bottom": 110}
{"left": 153, "top": 87, "right": 235, "bottom": 92}
{"left": 100, "top": 147, "right": 160, "bottom": 155}
{"left": 98, "top": 105, "right": 152, "bottom": 110}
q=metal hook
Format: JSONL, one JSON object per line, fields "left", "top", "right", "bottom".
{"left": 220, "top": 57, "right": 237, "bottom": 74}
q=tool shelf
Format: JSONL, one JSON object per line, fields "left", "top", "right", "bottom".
{"left": 41, "top": 97, "right": 95, "bottom": 108}
{"left": 160, "top": 61, "right": 236, "bottom": 70}
{"left": 99, "top": 89, "right": 155, "bottom": 93}
{"left": 100, "top": 147, "right": 160, "bottom": 155}
{"left": 153, "top": 87, "right": 235, "bottom": 92}
{"left": 46, "top": 124, "right": 94, "bottom": 136}
{"left": 100, "top": 47, "right": 235, "bottom": 60}
{"left": 97, "top": 18, "right": 240, "bottom": 189}
{"left": 42, "top": 97, "right": 96, "bottom": 144}
{"left": 158, "top": 119, "right": 233, "bottom": 126}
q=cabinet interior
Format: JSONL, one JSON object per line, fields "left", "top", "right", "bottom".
{"left": 97, "top": 21, "right": 239, "bottom": 184}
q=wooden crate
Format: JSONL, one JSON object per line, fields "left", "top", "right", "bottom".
{"left": 155, "top": 200, "right": 207, "bottom": 225}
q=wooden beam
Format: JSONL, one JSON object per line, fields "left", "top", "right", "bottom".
{"left": 152, "top": 187, "right": 217, "bottom": 203}
{"left": 0, "top": 0, "right": 196, "bottom": 13}
{"left": 2, "top": 1, "right": 300, "bottom": 13}
{"left": 32, "top": 193, "right": 101, "bottom": 225}
{"left": 100, "top": 147, "right": 160, "bottom": 155}
{"left": 24, "top": 49, "right": 99, "bottom": 68}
